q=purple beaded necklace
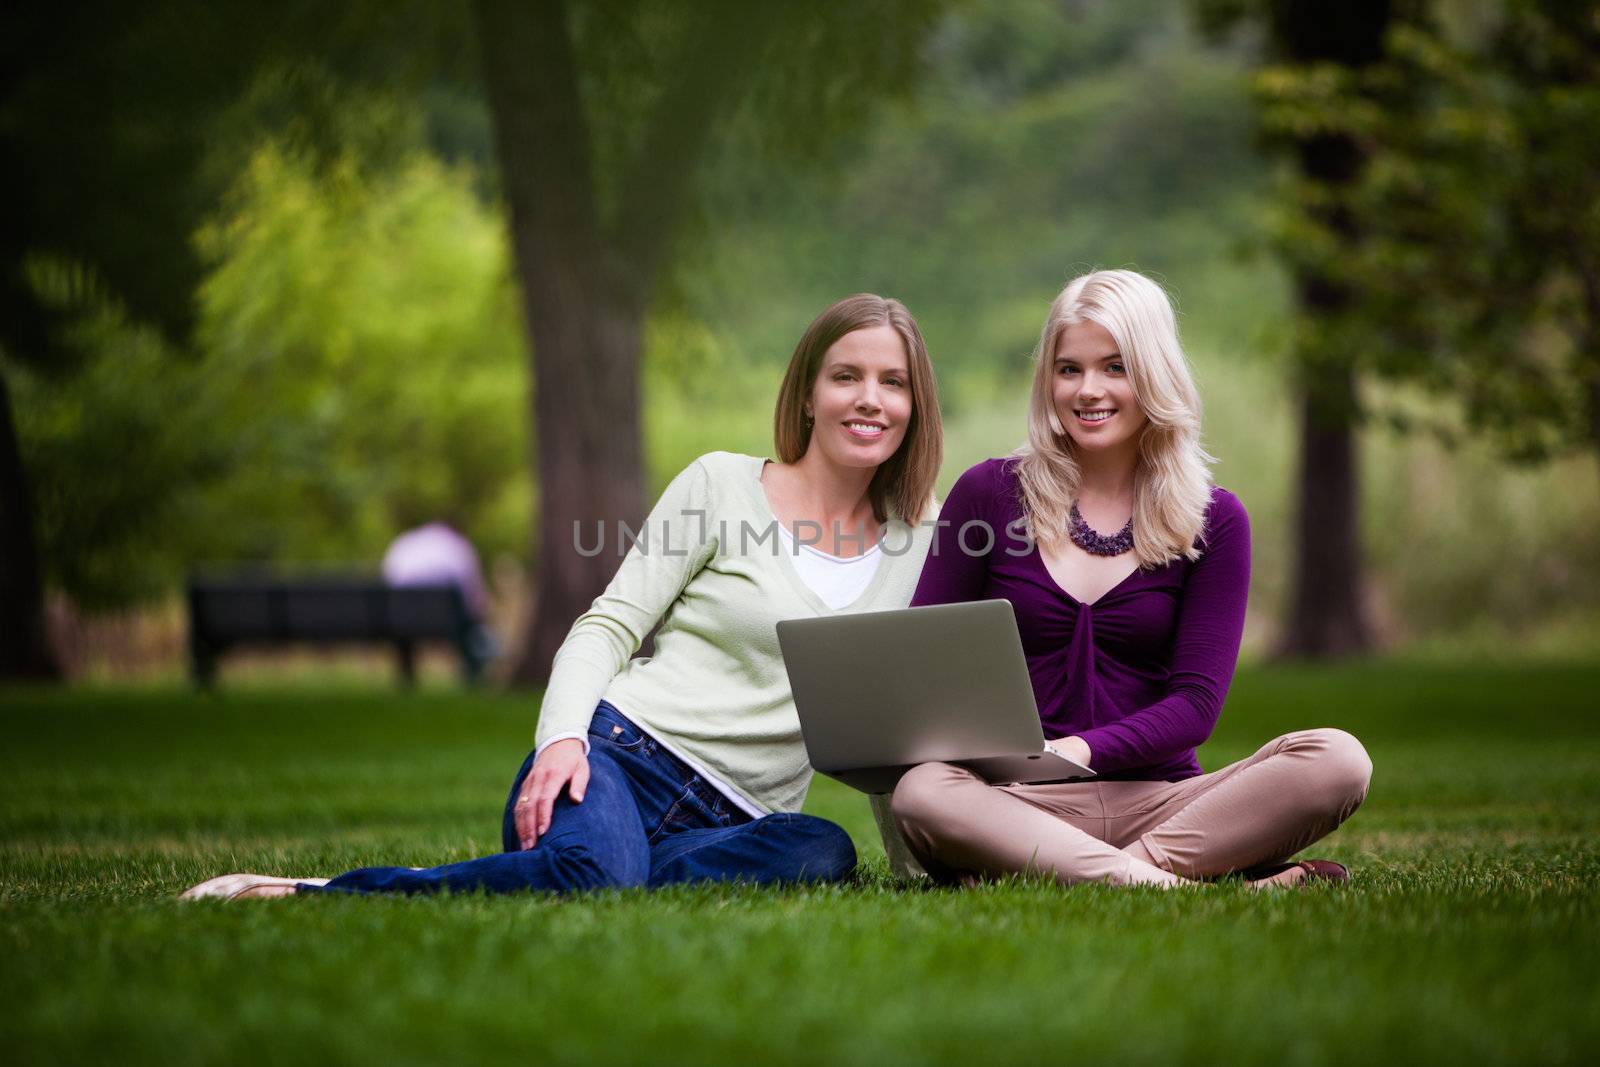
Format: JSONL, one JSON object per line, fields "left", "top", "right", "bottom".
{"left": 1068, "top": 501, "right": 1134, "bottom": 557}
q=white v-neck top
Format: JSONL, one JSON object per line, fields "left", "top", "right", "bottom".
{"left": 536, "top": 452, "right": 937, "bottom": 815}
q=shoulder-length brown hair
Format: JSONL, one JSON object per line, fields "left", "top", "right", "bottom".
{"left": 773, "top": 294, "right": 942, "bottom": 524}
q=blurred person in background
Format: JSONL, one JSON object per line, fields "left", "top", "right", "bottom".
{"left": 383, "top": 518, "right": 490, "bottom": 620}
{"left": 383, "top": 517, "right": 497, "bottom": 671}
{"left": 891, "top": 269, "right": 1372, "bottom": 890}
{"left": 183, "top": 293, "right": 943, "bottom": 900}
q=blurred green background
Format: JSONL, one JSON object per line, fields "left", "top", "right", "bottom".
{"left": 4, "top": 5, "right": 1597, "bottom": 1062}
{"left": 3, "top": 0, "right": 1597, "bottom": 681}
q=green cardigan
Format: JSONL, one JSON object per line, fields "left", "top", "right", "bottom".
{"left": 536, "top": 451, "right": 936, "bottom": 818}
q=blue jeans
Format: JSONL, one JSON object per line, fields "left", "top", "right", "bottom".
{"left": 307, "top": 702, "right": 857, "bottom": 895}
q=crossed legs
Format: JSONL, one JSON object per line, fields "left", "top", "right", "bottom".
{"left": 891, "top": 728, "right": 1372, "bottom": 887}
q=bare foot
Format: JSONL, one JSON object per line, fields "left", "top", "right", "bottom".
{"left": 1249, "top": 865, "right": 1308, "bottom": 890}
{"left": 1247, "top": 859, "right": 1350, "bottom": 890}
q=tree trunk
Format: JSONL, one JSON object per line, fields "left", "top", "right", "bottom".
{"left": 516, "top": 297, "right": 646, "bottom": 686}
{"left": 1269, "top": 0, "right": 1390, "bottom": 659}
{"left": 474, "top": 1, "right": 828, "bottom": 685}
{"left": 1273, "top": 152, "right": 1379, "bottom": 659}
{"left": 474, "top": 0, "right": 647, "bottom": 687}
{"left": 0, "top": 367, "right": 61, "bottom": 680}
{"left": 1274, "top": 266, "right": 1376, "bottom": 659}
{"left": 1276, "top": 360, "right": 1370, "bottom": 658}
{"left": 1571, "top": 250, "right": 1600, "bottom": 491}
{"left": 1588, "top": 369, "right": 1600, "bottom": 496}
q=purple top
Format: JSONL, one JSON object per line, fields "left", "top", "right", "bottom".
{"left": 911, "top": 458, "right": 1250, "bottom": 781}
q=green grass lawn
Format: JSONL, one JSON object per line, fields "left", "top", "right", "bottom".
{"left": 3, "top": 662, "right": 1598, "bottom": 1065}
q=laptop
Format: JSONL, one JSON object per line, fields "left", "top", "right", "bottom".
{"left": 776, "top": 599, "right": 1095, "bottom": 794}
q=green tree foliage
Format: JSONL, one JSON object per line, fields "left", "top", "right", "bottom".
{"left": 5, "top": 294, "right": 215, "bottom": 609}
{"left": 11, "top": 134, "right": 526, "bottom": 608}
{"left": 2, "top": 2, "right": 474, "bottom": 362}
{"left": 192, "top": 141, "right": 527, "bottom": 564}
{"left": 0, "top": 1, "right": 476, "bottom": 672}
{"left": 1281, "top": 1, "right": 1600, "bottom": 463}
{"left": 683, "top": 0, "right": 1276, "bottom": 392}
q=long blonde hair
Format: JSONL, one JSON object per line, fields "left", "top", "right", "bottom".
{"left": 774, "top": 294, "right": 942, "bottom": 524}
{"left": 1012, "top": 270, "right": 1213, "bottom": 567}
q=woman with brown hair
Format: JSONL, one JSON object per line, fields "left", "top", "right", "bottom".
{"left": 184, "top": 293, "right": 943, "bottom": 899}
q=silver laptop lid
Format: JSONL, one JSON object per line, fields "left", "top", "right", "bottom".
{"left": 777, "top": 599, "right": 1046, "bottom": 775}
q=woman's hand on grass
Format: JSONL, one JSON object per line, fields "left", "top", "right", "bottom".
{"left": 1048, "top": 735, "right": 1093, "bottom": 770}
{"left": 515, "top": 739, "right": 589, "bottom": 849}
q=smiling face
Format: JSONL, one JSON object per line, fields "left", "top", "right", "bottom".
{"left": 803, "top": 323, "right": 913, "bottom": 471}
{"left": 1052, "top": 319, "right": 1148, "bottom": 457}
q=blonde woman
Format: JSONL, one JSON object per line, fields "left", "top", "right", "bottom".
{"left": 184, "top": 294, "right": 942, "bottom": 899}
{"left": 890, "top": 269, "right": 1371, "bottom": 889}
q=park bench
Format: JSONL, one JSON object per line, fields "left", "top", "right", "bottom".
{"left": 186, "top": 575, "right": 487, "bottom": 687}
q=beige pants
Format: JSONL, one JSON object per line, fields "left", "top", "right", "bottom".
{"left": 890, "top": 728, "right": 1372, "bottom": 887}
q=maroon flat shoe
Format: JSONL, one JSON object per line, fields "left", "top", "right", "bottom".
{"left": 1243, "top": 859, "right": 1350, "bottom": 887}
